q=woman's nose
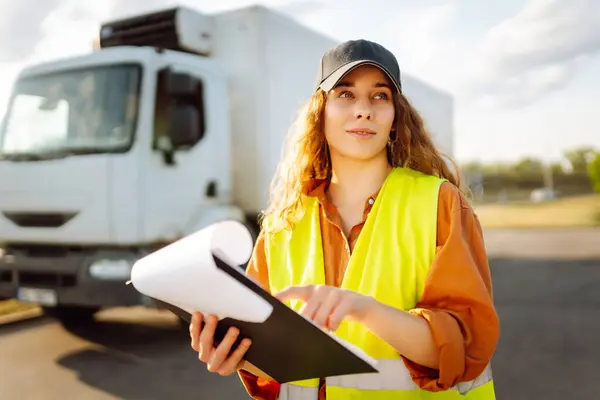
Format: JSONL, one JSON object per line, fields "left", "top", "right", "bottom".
{"left": 354, "top": 99, "right": 374, "bottom": 120}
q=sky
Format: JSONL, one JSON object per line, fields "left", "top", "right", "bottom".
{"left": 0, "top": 0, "right": 598, "bottom": 163}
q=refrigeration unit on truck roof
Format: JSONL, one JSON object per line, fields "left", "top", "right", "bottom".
{"left": 98, "top": 6, "right": 214, "bottom": 56}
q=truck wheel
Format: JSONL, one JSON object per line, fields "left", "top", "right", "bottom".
{"left": 43, "top": 306, "right": 100, "bottom": 327}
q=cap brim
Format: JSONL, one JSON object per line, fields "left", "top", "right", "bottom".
{"left": 319, "top": 60, "right": 402, "bottom": 93}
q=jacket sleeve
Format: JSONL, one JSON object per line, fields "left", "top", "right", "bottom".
{"left": 237, "top": 230, "right": 282, "bottom": 400}
{"left": 401, "top": 182, "right": 500, "bottom": 391}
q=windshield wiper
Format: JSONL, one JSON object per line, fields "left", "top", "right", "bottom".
{"left": 0, "top": 149, "right": 72, "bottom": 162}
{"left": 64, "top": 147, "right": 106, "bottom": 155}
{"left": 0, "top": 145, "right": 121, "bottom": 162}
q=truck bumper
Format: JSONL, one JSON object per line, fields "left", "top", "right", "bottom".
{"left": 0, "top": 246, "right": 147, "bottom": 308}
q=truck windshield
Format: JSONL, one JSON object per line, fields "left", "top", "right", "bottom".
{"left": 0, "top": 64, "right": 141, "bottom": 159}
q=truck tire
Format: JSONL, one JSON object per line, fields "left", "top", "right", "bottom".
{"left": 43, "top": 305, "right": 100, "bottom": 327}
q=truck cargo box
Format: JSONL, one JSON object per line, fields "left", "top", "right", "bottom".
{"left": 212, "top": 6, "right": 338, "bottom": 213}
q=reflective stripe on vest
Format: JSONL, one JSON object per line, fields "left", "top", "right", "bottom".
{"left": 279, "top": 384, "right": 319, "bottom": 400}
{"left": 327, "top": 361, "right": 493, "bottom": 394}
{"left": 280, "top": 361, "right": 494, "bottom": 399}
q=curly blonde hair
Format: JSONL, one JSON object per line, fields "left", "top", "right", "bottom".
{"left": 261, "top": 89, "right": 461, "bottom": 233}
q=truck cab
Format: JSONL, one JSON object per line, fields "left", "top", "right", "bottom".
{"left": 0, "top": 8, "right": 246, "bottom": 325}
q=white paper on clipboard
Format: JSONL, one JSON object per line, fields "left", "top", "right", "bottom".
{"left": 129, "top": 220, "right": 273, "bottom": 323}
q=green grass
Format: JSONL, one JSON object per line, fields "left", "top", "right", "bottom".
{"left": 0, "top": 299, "right": 38, "bottom": 316}
{"left": 475, "top": 194, "right": 600, "bottom": 228}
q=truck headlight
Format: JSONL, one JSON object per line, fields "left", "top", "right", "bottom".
{"left": 89, "top": 259, "right": 133, "bottom": 280}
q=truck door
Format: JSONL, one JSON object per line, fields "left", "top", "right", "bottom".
{"left": 140, "top": 61, "right": 231, "bottom": 243}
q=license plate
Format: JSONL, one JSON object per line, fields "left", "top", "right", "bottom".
{"left": 17, "top": 287, "right": 57, "bottom": 306}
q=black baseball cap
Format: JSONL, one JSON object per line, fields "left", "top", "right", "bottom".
{"left": 315, "top": 39, "right": 402, "bottom": 94}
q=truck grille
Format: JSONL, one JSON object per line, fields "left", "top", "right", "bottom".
{"left": 5, "top": 244, "right": 83, "bottom": 258}
{"left": 0, "top": 245, "right": 83, "bottom": 287}
{"left": 0, "top": 270, "right": 77, "bottom": 287}
{"left": 0, "top": 271, "right": 11, "bottom": 283}
{"left": 17, "top": 271, "right": 77, "bottom": 287}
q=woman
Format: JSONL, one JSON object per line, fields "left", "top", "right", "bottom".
{"left": 189, "top": 39, "right": 499, "bottom": 399}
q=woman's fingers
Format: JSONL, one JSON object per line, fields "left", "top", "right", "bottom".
{"left": 275, "top": 284, "right": 314, "bottom": 303}
{"left": 207, "top": 326, "right": 240, "bottom": 372}
{"left": 198, "top": 314, "right": 218, "bottom": 363}
{"left": 327, "top": 299, "right": 353, "bottom": 331}
{"left": 216, "top": 338, "right": 253, "bottom": 376}
{"left": 190, "top": 312, "right": 203, "bottom": 352}
{"left": 191, "top": 314, "right": 253, "bottom": 376}
{"left": 312, "top": 290, "right": 340, "bottom": 328}
{"left": 278, "top": 285, "right": 353, "bottom": 329}
{"left": 298, "top": 286, "right": 328, "bottom": 321}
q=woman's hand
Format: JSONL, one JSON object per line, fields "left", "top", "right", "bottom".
{"left": 275, "top": 284, "right": 376, "bottom": 331}
{"left": 276, "top": 285, "right": 441, "bottom": 370}
{"left": 189, "top": 312, "right": 252, "bottom": 376}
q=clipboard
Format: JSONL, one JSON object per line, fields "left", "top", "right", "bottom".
{"left": 128, "top": 220, "right": 378, "bottom": 384}
{"left": 151, "top": 251, "right": 378, "bottom": 383}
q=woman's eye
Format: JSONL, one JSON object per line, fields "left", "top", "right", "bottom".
{"left": 337, "top": 91, "right": 389, "bottom": 100}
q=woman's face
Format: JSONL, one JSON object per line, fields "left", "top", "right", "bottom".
{"left": 323, "top": 65, "right": 395, "bottom": 163}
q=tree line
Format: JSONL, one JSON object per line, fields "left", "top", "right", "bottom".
{"left": 459, "top": 146, "right": 600, "bottom": 202}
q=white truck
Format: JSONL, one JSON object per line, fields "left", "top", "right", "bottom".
{"left": 0, "top": 5, "right": 454, "bottom": 326}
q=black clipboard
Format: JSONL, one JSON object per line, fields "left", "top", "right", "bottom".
{"left": 150, "top": 252, "right": 378, "bottom": 384}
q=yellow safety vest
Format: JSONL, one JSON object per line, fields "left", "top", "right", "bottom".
{"left": 265, "top": 167, "right": 496, "bottom": 400}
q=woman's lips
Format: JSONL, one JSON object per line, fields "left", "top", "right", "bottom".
{"left": 346, "top": 129, "right": 376, "bottom": 138}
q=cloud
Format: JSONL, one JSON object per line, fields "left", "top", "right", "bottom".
{"left": 0, "top": 0, "right": 464, "bottom": 113}
{"left": 280, "top": 0, "right": 462, "bottom": 93}
{"left": 0, "top": 0, "right": 316, "bottom": 64}
{"left": 0, "top": 0, "right": 459, "bottom": 85}
{"left": 383, "top": 3, "right": 460, "bottom": 90}
{"left": 465, "top": 0, "right": 600, "bottom": 108}
{"left": 0, "top": 0, "right": 62, "bottom": 62}
{"left": 30, "top": 1, "right": 114, "bottom": 62}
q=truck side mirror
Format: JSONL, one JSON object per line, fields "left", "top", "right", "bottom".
{"left": 168, "top": 105, "right": 201, "bottom": 148}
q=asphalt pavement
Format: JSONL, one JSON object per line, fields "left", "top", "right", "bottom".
{"left": 1, "top": 228, "right": 599, "bottom": 400}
